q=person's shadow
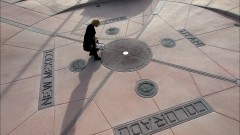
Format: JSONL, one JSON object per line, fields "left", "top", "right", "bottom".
{"left": 60, "top": 57, "right": 101, "bottom": 135}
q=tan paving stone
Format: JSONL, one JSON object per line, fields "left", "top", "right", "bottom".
{"left": 205, "top": 87, "right": 239, "bottom": 121}
{"left": 67, "top": 101, "right": 111, "bottom": 135}
{"left": 208, "top": 0, "right": 239, "bottom": 11}
{"left": 138, "top": 15, "right": 183, "bottom": 46}
{"left": 54, "top": 42, "right": 89, "bottom": 70}
{"left": 151, "top": 39, "right": 234, "bottom": 78}
{"left": 196, "top": 26, "right": 239, "bottom": 51}
{"left": 33, "top": 17, "right": 82, "bottom": 33}
{"left": 54, "top": 99, "right": 88, "bottom": 135}
{"left": 1, "top": 45, "right": 42, "bottom": 84}
{"left": 95, "top": 129, "right": 114, "bottom": 135}
{"left": 16, "top": 0, "right": 42, "bottom": 9}
{"left": 171, "top": 112, "right": 240, "bottom": 135}
{"left": 158, "top": 2, "right": 190, "bottom": 30}
{"left": 5, "top": 30, "right": 55, "bottom": 50}
{"left": 94, "top": 71, "right": 159, "bottom": 127}
{"left": 1, "top": 76, "right": 40, "bottom": 135}
{"left": 54, "top": 59, "right": 110, "bottom": 104}
{"left": 199, "top": 45, "right": 239, "bottom": 78}
{"left": 32, "top": 4, "right": 57, "bottom": 15}
{"left": 1, "top": 23, "right": 23, "bottom": 44}
{"left": 191, "top": 73, "right": 236, "bottom": 96}
{"left": 9, "top": 108, "right": 54, "bottom": 135}
{"left": 192, "top": 0, "right": 211, "bottom": 6}
{"left": 229, "top": 6, "right": 240, "bottom": 15}
{"left": 8, "top": 10, "right": 49, "bottom": 26}
{"left": 167, "top": 0, "right": 192, "bottom": 4}
{"left": 152, "top": 129, "right": 174, "bottom": 135}
{"left": 54, "top": 36, "right": 76, "bottom": 48}
{"left": 186, "top": 5, "right": 235, "bottom": 35}
{"left": 1, "top": 4, "right": 28, "bottom": 19}
{"left": 126, "top": 19, "right": 144, "bottom": 38}
{"left": 137, "top": 62, "right": 201, "bottom": 110}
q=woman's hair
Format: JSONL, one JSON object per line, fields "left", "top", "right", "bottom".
{"left": 91, "top": 19, "right": 100, "bottom": 26}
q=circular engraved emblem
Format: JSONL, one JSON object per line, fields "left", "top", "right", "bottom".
{"left": 106, "top": 27, "right": 120, "bottom": 35}
{"left": 135, "top": 79, "right": 158, "bottom": 98}
{"left": 101, "top": 38, "right": 152, "bottom": 72}
{"left": 161, "top": 38, "right": 176, "bottom": 48}
{"left": 69, "top": 59, "right": 87, "bottom": 72}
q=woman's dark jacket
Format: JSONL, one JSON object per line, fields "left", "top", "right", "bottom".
{"left": 83, "top": 24, "right": 96, "bottom": 51}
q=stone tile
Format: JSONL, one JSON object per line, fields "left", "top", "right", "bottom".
{"left": 191, "top": 73, "right": 236, "bottom": 96}
{"left": 192, "top": 0, "right": 211, "bottom": 6}
{"left": 172, "top": 112, "right": 240, "bottom": 135}
{"left": 55, "top": 36, "right": 76, "bottom": 48}
{"left": 196, "top": 27, "right": 239, "bottom": 51}
{"left": 94, "top": 71, "right": 159, "bottom": 127}
{"left": 67, "top": 101, "right": 111, "bottom": 135}
{"left": 151, "top": 39, "right": 234, "bottom": 78}
{"left": 186, "top": 6, "right": 235, "bottom": 35}
{"left": 9, "top": 10, "right": 49, "bottom": 26}
{"left": 1, "top": 4, "right": 28, "bottom": 19}
{"left": 54, "top": 42, "right": 90, "bottom": 70}
{"left": 205, "top": 87, "right": 239, "bottom": 121}
{"left": 54, "top": 99, "right": 87, "bottom": 135}
{"left": 138, "top": 15, "right": 183, "bottom": 46}
{"left": 104, "top": 20, "right": 128, "bottom": 38}
{"left": 16, "top": 0, "right": 42, "bottom": 9}
{"left": 1, "top": 76, "right": 40, "bottom": 135}
{"left": 126, "top": 19, "right": 144, "bottom": 38}
{"left": 129, "top": 15, "right": 153, "bottom": 25}
{"left": 32, "top": 4, "right": 57, "bottom": 16}
{"left": 126, "top": 0, "right": 159, "bottom": 18}
{"left": 5, "top": 30, "right": 55, "bottom": 50}
{"left": 44, "top": 0, "right": 78, "bottom": 12}
{"left": 57, "top": 28, "right": 86, "bottom": 43}
{"left": 167, "top": 0, "right": 192, "bottom": 4}
{"left": 137, "top": 62, "right": 201, "bottom": 110}
{"left": 208, "top": 0, "right": 239, "bottom": 11}
{"left": 158, "top": 2, "right": 190, "bottom": 30}
{"left": 54, "top": 59, "right": 110, "bottom": 104}
{"left": 229, "top": 6, "right": 240, "bottom": 15}
{"left": 9, "top": 107, "right": 54, "bottom": 135}
{"left": 33, "top": 17, "right": 82, "bottom": 33}
{"left": 153, "top": 129, "right": 174, "bottom": 135}
{"left": 95, "top": 129, "right": 114, "bottom": 135}
{"left": 0, "top": 46, "right": 42, "bottom": 84}
{"left": 199, "top": 45, "right": 239, "bottom": 78}
{"left": 1, "top": 23, "right": 22, "bottom": 44}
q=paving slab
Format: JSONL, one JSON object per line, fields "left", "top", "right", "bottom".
{"left": 208, "top": 0, "right": 239, "bottom": 11}
{"left": 5, "top": 30, "right": 55, "bottom": 50}
{"left": 67, "top": 101, "right": 111, "bottom": 135}
{"left": 171, "top": 112, "right": 239, "bottom": 135}
{"left": 186, "top": 5, "right": 236, "bottom": 35}
{"left": 9, "top": 107, "right": 54, "bottom": 135}
{"left": 205, "top": 87, "right": 239, "bottom": 121}
{"left": 94, "top": 71, "right": 159, "bottom": 127}
{"left": 196, "top": 26, "right": 240, "bottom": 51}
{"left": 0, "top": 45, "right": 42, "bottom": 84}
{"left": 191, "top": 73, "right": 236, "bottom": 96}
{"left": 137, "top": 62, "right": 201, "bottom": 110}
{"left": 1, "top": 22, "right": 23, "bottom": 44}
{"left": 1, "top": 76, "right": 40, "bottom": 135}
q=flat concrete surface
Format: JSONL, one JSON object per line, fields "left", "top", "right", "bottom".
{"left": 1, "top": 0, "right": 239, "bottom": 135}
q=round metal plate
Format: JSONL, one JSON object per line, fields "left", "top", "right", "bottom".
{"left": 135, "top": 79, "right": 158, "bottom": 98}
{"left": 101, "top": 38, "right": 152, "bottom": 72}
{"left": 69, "top": 59, "right": 87, "bottom": 72}
{"left": 106, "top": 27, "right": 120, "bottom": 35}
{"left": 161, "top": 38, "right": 176, "bottom": 48}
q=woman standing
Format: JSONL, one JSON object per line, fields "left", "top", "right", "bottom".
{"left": 83, "top": 19, "right": 101, "bottom": 60}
